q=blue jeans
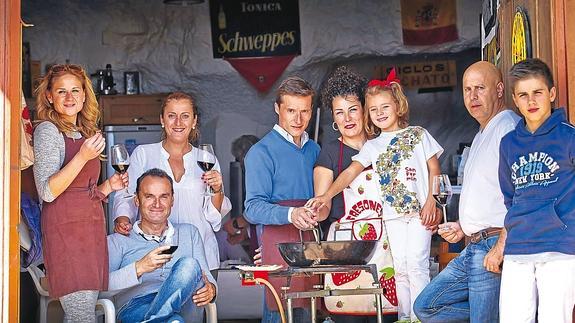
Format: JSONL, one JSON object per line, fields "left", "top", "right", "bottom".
{"left": 117, "top": 257, "right": 204, "bottom": 323}
{"left": 413, "top": 236, "right": 501, "bottom": 323}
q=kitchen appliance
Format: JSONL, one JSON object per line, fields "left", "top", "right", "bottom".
{"left": 103, "top": 125, "right": 163, "bottom": 233}
{"left": 92, "top": 70, "right": 105, "bottom": 94}
{"left": 91, "top": 64, "right": 117, "bottom": 95}
{"left": 238, "top": 228, "right": 386, "bottom": 322}
{"left": 103, "top": 64, "right": 117, "bottom": 95}
{"left": 238, "top": 263, "right": 385, "bottom": 322}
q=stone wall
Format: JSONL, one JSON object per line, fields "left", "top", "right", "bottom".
{"left": 23, "top": 0, "right": 483, "bottom": 191}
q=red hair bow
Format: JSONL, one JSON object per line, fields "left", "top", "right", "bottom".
{"left": 368, "top": 68, "right": 400, "bottom": 88}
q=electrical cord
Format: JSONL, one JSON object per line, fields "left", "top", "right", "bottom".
{"left": 254, "top": 278, "right": 286, "bottom": 323}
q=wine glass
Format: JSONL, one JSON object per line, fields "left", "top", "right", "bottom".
{"left": 160, "top": 229, "right": 179, "bottom": 277}
{"left": 110, "top": 144, "right": 132, "bottom": 197}
{"left": 432, "top": 174, "right": 453, "bottom": 224}
{"left": 197, "top": 144, "right": 217, "bottom": 196}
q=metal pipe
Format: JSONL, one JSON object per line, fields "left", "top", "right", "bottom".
{"left": 310, "top": 296, "right": 317, "bottom": 322}
{"left": 376, "top": 293, "right": 383, "bottom": 323}
{"left": 286, "top": 298, "right": 293, "bottom": 323}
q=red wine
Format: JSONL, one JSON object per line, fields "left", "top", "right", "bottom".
{"left": 197, "top": 161, "right": 215, "bottom": 172}
{"left": 161, "top": 245, "right": 178, "bottom": 254}
{"left": 112, "top": 163, "right": 129, "bottom": 174}
{"left": 433, "top": 193, "right": 450, "bottom": 205}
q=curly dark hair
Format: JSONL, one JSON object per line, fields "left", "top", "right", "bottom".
{"left": 320, "top": 66, "right": 368, "bottom": 111}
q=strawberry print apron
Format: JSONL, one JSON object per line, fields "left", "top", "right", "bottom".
{"left": 324, "top": 141, "right": 398, "bottom": 315}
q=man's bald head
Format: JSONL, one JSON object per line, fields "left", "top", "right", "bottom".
{"left": 464, "top": 61, "right": 503, "bottom": 84}
{"left": 462, "top": 61, "right": 506, "bottom": 129}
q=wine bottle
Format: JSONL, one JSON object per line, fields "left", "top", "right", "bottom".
{"left": 218, "top": 4, "right": 226, "bottom": 29}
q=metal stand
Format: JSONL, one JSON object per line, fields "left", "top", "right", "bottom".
{"left": 272, "top": 264, "right": 385, "bottom": 323}
{"left": 310, "top": 296, "right": 317, "bottom": 323}
{"left": 286, "top": 298, "right": 293, "bottom": 323}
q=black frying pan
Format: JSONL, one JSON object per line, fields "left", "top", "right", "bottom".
{"left": 277, "top": 240, "right": 377, "bottom": 267}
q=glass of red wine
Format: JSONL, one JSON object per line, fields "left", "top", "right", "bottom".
{"left": 110, "top": 144, "right": 132, "bottom": 197}
{"left": 160, "top": 229, "right": 179, "bottom": 277}
{"left": 197, "top": 143, "right": 216, "bottom": 196}
{"left": 432, "top": 174, "right": 452, "bottom": 224}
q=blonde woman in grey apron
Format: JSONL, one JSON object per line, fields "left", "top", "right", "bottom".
{"left": 314, "top": 67, "right": 397, "bottom": 322}
{"left": 33, "top": 64, "right": 128, "bottom": 322}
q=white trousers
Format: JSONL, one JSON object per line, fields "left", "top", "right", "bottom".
{"left": 500, "top": 257, "right": 575, "bottom": 323}
{"left": 385, "top": 216, "right": 432, "bottom": 321}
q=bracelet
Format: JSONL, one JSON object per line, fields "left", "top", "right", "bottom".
{"left": 212, "top": 186, "right": 223, "bottom": 194}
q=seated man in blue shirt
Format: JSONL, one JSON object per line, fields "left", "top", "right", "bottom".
{"left": 107, "top": 168, "right": 217, "bottom": 323}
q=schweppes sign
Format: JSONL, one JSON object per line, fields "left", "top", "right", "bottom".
{"left": 209, "top": 0, "right": 301, "bottom": 58}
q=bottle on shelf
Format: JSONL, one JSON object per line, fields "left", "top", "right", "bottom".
{"left": 103, "top": 64, "right": 117, "bottom": 95}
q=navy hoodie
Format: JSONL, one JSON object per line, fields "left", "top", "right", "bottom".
{"left": 499, "top": 108, "right": 575, "bottom": 255}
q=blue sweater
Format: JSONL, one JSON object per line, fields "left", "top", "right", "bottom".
{"left": 244, "top": 129, "right": 320, "bottom": 225}
{"left": 107, "top": 223, "right": 216, "bottom": 310}
{"left": 499, "top": 108, "right": 575, "bottom": 255}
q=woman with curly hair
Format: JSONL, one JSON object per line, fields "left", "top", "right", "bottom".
{"left": 311, "top": 67, "right": 444, "bottom": 322}
{"left": 33, "top": 64, "right": 128, "bottom": 322}
{"left": 313, "top": 66, "right": 397, "bottom": 321}
{"left": 315, "top": 66, "right": 370, "bottom": 234}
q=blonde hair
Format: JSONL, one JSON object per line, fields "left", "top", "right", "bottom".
{"left": 35, "top": 64, "right": 100, "bottom": 137}
{"left": 364, "top": 82, "right": 409, "bottom": 137}
{"left": 160, "top": 92, "right": 199, "bottom": 144}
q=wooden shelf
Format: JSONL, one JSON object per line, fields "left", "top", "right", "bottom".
{"left": 98, "top": 94, "right": 167, "bottom": 125}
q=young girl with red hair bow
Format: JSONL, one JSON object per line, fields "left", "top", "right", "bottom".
{"left": 307, "top": 69, "right": 443, "bottom": 322}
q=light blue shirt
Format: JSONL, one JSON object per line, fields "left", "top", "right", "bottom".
{"left": 107, "top": 222, "right": 216, "bottom": 309}
{"left": 273, "top": 124, "right": 310, "bottom": 148}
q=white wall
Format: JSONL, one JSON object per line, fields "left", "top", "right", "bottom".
{"left": 23, "top": 0, "right": 483, "bottom": 192}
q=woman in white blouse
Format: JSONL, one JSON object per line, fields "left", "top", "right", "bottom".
{"left": 113, "top": 92, "right": 231, "bottom": 273}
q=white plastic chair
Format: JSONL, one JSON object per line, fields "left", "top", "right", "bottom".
{"left": 20, "top": 217, "right": 216, "bottom": 322}
{"left": 204, "top": 302, "right": 218, "bottom": 323}
{"left": 19, "top": 219, "right": 116, "bottom": 323}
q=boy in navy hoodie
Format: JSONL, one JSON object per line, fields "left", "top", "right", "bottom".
{"left": 498, "top": 58, "right": 575, "bottom": 322}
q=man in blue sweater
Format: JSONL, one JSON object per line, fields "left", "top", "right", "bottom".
{"left": 107, "top": 168, "right": 216, "bottom": 322}
{"left": 244, "top": 76, "right": 321, "bottom": 322}
{"left": 498, "top": 58, "right": 575, "bottom": 322}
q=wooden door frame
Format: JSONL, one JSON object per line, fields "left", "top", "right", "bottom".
{"left": 0, "top": 0, "right": 22, "bottom": 322}
{"left": 553, "top": 0, "right": 575, "bottom": 121}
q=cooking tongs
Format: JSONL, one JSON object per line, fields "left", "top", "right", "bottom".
{"left": 299, "top": 225, "right": 322, "bottom": 246}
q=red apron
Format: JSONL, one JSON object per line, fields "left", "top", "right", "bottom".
{"left": 41, "top": 135, "right": 109, "bottom": 298}
{"left": 261, "top": 199, "right": 321, "bottom": 310}
{"left": 324, "top": 140, "right": 398, "bottom": 315}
